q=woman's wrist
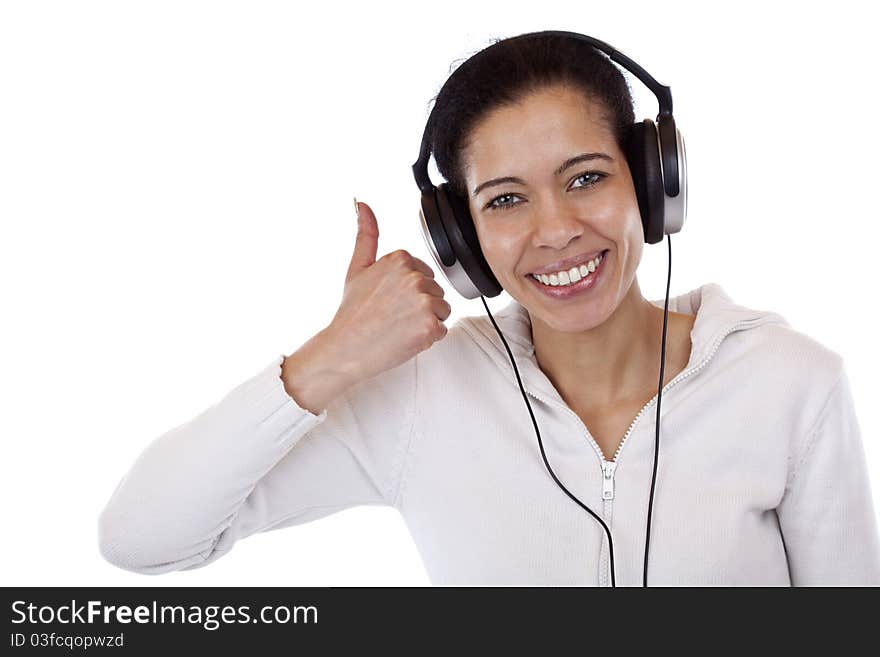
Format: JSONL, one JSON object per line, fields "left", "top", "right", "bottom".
{"left": 280, "top": 328, "right": 359, "bottom": 415}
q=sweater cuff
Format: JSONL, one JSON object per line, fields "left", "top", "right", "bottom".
{"left": 238, "top": 354, "right": 328, "bottom": 444}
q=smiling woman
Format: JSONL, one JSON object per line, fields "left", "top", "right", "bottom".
{"left": 414, "top": 34, "right": 699, "bottom": 473}
{"left": 98, "top": 30, "right": 880, "bottom": 587}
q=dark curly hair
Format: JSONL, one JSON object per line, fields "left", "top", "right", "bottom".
{"left": 427, "top": 32, "right": 636, "bottom": 201}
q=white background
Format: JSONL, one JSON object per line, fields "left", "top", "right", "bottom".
{"left": 1, "top": 0, "right": 878, "bottom": 586}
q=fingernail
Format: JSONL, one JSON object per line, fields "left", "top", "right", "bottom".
{"left": 353, "top": 196, "right": 360, "bottom": 221}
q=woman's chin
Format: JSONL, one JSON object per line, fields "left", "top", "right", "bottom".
{"left": 523, "top": 294, "right": 610, "bottom": 334}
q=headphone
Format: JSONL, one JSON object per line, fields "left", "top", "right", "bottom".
{"left": 411, "top": 30, "right": 687, "bottom": 587}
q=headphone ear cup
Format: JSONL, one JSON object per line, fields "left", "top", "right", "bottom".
{"left": 435, "top": 183, "right": 502, "bottom": 298}
{"left": 626, "top": 119, "right": 666, "bottom": 244}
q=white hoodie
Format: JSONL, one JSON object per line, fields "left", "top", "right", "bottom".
{"left": 98, "top": 282, "right": 880, "bottom": 586}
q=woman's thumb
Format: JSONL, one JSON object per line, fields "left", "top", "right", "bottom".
{"left": 346, "top": 199, "right": 379, "bottom": 283}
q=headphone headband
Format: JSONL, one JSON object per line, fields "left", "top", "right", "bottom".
{"left": 412, "top": 30, "right": 674, "bottom": 193}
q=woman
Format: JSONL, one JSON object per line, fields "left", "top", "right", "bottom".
{"left": 98, "top": 32, "right": 880, "bottom": 586}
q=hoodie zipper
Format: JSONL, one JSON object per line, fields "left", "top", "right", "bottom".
{"left": 601, "top": 461, "right": 617, "bottom": 500}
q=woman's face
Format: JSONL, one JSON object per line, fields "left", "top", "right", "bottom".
{"left": 462, "top": 84, "right": 644, "bottom": 334}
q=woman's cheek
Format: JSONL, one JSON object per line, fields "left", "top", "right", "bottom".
{"left": 485, "top": 235, "right": 521, "bottom": 285}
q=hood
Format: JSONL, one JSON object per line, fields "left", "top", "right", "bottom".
{"left": 460, "top": 282, "right": 791, "bottom": 402}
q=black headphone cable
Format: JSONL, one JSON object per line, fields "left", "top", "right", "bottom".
{"left": 644, "top": 233, "right": 672, "bottom": 586}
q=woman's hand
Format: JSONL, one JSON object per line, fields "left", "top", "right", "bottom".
{"left": 329, "top": 199, "right": 452, "bottom": 379}
{"left": 281, "top": 199, "right": 451, "bottom": 413}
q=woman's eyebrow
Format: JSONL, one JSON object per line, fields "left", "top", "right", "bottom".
{"left": 471, "top": 151, "right": 614, "bottom": 198}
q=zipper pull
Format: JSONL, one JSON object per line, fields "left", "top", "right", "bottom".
{"left": 602, "top": 461, "right": 617, "bottom": 500}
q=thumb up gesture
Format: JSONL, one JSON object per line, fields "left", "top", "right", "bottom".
{"left": 325, "top": 199, "right": 452, "bottom": 384}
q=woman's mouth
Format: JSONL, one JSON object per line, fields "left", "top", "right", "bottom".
{"left": 526, "top": 249, "right": 609, "bottom": 299}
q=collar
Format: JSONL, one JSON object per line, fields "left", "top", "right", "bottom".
{"left": 459, "top": 282, "right": 790, "bottom": 405}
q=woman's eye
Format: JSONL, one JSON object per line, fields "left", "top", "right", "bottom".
{"left": 485, "top": 193, "right": 521, "bottom": 211}
{"left": 571, "top": 171, "right": 606, "bottom": 190}
{"left": 485, "top": 171, "right": 606, "bottom": 212}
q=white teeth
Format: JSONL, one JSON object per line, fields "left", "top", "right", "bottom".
{"left": 532, "top": 252, "right": 605, "bottom": 287}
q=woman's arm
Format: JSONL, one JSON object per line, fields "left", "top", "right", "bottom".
{"left": 776, "top": 365, "right": 880, "bottom": 585}
{"left": 97, "top": 346, "right": 418, "bottom": 575}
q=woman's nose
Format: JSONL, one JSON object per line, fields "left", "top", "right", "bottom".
{"left": 530, "top": 200, "right": 585, "bottom": 250}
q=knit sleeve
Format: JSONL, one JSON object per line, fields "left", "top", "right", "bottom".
{"left": 776, "top": 365, "right": 880, "bottom": 585}
{"left": 97, "top": 352, "right": 418, "bottom": 575}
